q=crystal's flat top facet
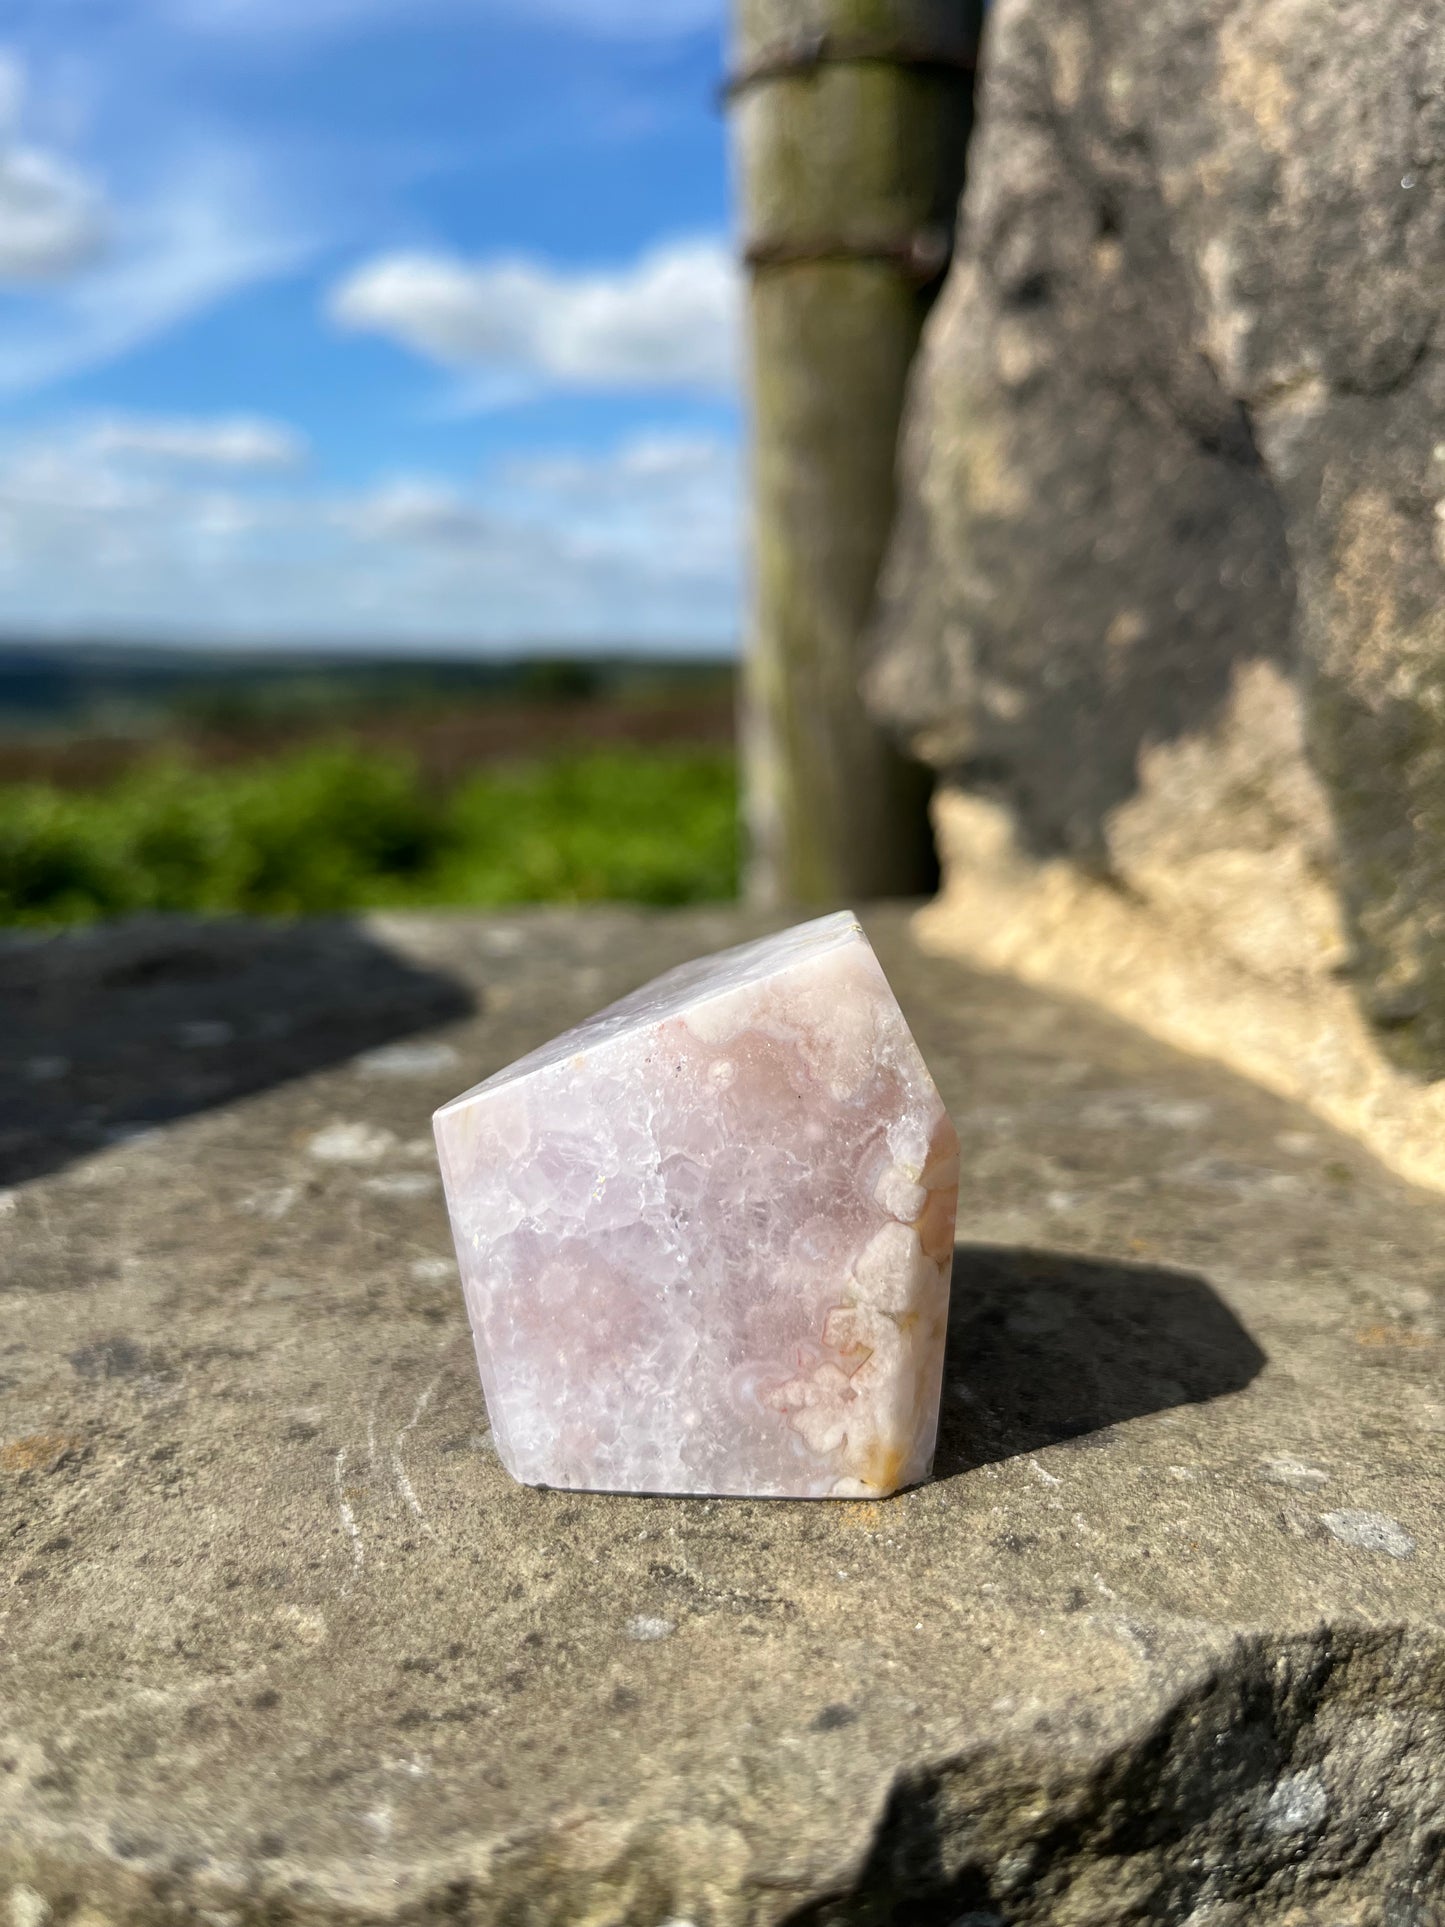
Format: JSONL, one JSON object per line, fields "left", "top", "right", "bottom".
{"left": 433, "top": 911, "right": 959, "bottom": 1500}
{"left": 436, "top": 909, "right": 864, "bottom": 1113}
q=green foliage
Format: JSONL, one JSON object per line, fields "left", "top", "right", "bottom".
{"left": 0, "top": 744, "right": 739, "bottom": 925}
{"left": 435, "top": 750, "right": 739, "bottom": 908}
{"left": 512, "top": 657, "right": 605, "bottom": 704}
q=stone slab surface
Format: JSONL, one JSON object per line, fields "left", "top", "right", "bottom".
{"left": 2, "top": 907, "right": 1443, "bottom": 1926}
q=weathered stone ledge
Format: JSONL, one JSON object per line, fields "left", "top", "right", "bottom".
{"left": 2, "top": 908, "right": 1442, "bottom": 1924}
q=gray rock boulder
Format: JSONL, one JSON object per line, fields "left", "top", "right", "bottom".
{"left": 2, "top": 908, "right": 1443, "bottom": 1923}
{"left": 869, "top": 0, "right": 1445, "bottom": 1073}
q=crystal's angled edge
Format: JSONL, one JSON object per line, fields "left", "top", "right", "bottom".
{"left": 433, "top": 912, "right": 959, "bottom": 1500}
{"left": 435, "top": 910, "right": 863, "bottom": 1116}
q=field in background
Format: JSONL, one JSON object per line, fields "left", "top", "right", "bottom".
{"left": 0, "top": 645, "right": 740, "bottom": 923}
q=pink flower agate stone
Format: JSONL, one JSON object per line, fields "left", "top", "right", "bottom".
{"left": 433, "top": 912, "right": 959, "bottom": 1499}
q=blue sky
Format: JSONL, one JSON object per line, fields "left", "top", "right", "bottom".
{"left": 0, "top": 0, "right": 740, "bottom": 651}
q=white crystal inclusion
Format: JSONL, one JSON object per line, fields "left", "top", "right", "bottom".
{"left": 433, "top": 912, "right": 959, "bottom": 1499}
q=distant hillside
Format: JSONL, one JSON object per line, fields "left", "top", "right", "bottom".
{"left": 0, "top": 640, "right": 735, "bottom": 735}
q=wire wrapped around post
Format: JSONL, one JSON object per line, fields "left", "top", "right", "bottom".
{"left": 723, "top": 30, "right": 976, "bottom": 98}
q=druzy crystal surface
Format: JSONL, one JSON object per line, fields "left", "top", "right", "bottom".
{"left": 433, "top": 913, "right": 959, "bottom": 1499}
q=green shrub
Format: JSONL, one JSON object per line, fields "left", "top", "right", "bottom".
{"left": 433, "top": 750, "right": 738, "bottom": 909}
{"left": 0, "top": 744, "right": 739, "bottom": 924}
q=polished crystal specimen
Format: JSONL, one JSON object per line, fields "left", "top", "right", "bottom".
{"left": 433, "top": 912, "right": 959, "bottom": 1499}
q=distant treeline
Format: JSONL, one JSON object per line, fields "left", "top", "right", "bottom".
{"left": 0, "top": 641, "right": 736, "bottom": 734}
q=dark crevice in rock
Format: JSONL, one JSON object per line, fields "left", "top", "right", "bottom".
{"left": 1332, "top": 327, "right": 1436, "bottom": 401}
{"left": 783, "top": 1627, "right": 1445, "bottom": 1926}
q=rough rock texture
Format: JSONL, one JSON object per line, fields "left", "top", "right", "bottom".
{"left": 868, "top": 0, "right": 1445, "bottom": 1076}
{"left": 3, "top": 906, "right": 1444, "bottom": 1925}
{"left": 435, "top": 913, "right": 958, "bottom": 1499}
{"left": 913, "top": 782, "right": 1445, "bottom": 1196}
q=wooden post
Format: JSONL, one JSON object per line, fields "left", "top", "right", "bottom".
{"left": 730, "top": 0, "right": 981, "bottom": 906}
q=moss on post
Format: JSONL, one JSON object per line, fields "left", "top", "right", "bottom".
{"left": 732, "top": 0, "right": 981, "bottom": 905}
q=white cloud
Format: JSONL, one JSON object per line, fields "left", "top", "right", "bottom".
{"left": 0, "top": 147, "right": 107, "bottom": 282}
{"left": 89, "top": 413, "right": 307, "bottom": 468}
{"left": 329, "top": 236, "right": 739, "bottom": 395}
{"left": 0, "top": 140, "right": 309, "bottom": 397}
{"left": 502, "top": 431, "right": 738, "bottom": 583}
{"left": 340, "top": 478, "right": 496, "bottom": 547}
{"left": 0, "top": 426, "right": 739, "bottom": 648}
{"left": 0, "top": 55, "right": 108, "bottom": 283}
{"left": 515, "top": 431, "right": 730, "bottom": 492}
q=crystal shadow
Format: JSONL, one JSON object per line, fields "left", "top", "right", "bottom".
{"left": 934, "top": 1243, "right": 1267, "bottom": 1476}
{"left": 0, "top": 916, "right": 475, "bottom": 1187}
